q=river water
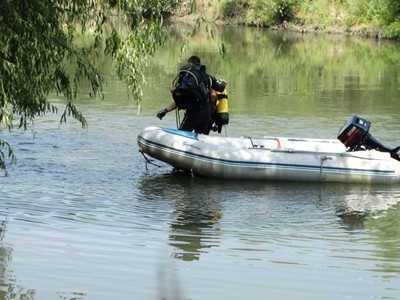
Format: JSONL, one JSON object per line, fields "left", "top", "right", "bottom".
{"left": 1, "top": 25, "right": 400, "bottom": 300}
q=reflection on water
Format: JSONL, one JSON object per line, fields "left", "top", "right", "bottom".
{"left": 0, "top": 215, "right": 35, "bottom": 300}
{"left": 0, "top": 215, "right": 10, "bottom": 298}
{"left": 334, "top": 186, "right": 400, "bottom": 231}
{"left": 138, "top": 169, "right": 400, "bottom": 279}
{"left": 137, "top": 173, "right": 222, "bottom": 261}
{"left": 170, "top": 196, "right": 222, "bottom": 261}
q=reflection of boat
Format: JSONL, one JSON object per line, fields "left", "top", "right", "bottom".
{"left": 170, "top": 204, "right": 222, "bottom": 261}
{"left": 137, "top": 116, "right": 400, "bottom": 184}
{"left": 137, "top": 174, "right": 222, "bottom": 261}
{"left": 329, "top": 185, "right": 400, "bottom": 230}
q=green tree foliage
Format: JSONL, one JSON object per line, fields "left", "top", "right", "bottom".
{"left": 0, "top": 0, "right": 174, "bottom": 173}
{"left": 221, "top": 0, "right": 400, "bottom": 38}
{"left": 221, "top": 0, "right": 300, "bottom": 26}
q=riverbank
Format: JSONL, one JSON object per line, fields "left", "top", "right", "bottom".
{"left": 170, "top": 14, "right": 383, "bottom": 39}
{"left": 169, "top": 0, "right": 399, "bottom": 40}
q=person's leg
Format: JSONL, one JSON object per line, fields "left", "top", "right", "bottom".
{"left": 195, "top": 122, "right": 210, "bottom": 134}
{"left": 179, "top": 114, "right": 195, "bottom": 132}
{"left": 204, "top": 112, "right": 217, "bottom": 135}
{"left": 193, "top": 106, "right": 212, "bottom": 134}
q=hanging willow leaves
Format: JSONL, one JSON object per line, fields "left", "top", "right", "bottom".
{"left": 0, "top": 0, "right": 175, "bottom": 173}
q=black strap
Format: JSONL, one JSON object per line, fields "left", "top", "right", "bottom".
{"left": 217, "top": 93, "right": 228, "bottom": 100}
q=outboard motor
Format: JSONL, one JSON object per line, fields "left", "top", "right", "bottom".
{"left": 338, "top": 115, "right": 400, "bottom": 161}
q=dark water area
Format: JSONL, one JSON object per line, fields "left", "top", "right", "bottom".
{"left": 0, "top": 24, "right": 400, "bottom": 299}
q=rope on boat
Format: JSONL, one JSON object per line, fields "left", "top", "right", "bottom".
{"left": 139, "top": 150, "right": 162, "bottom": 170}
{"left": 175, "top": 109, "right": 181, "bottom": 129}
{"left": 274, "top": 138, "right": 281, "bottom": 150}
{"left": 247, "top": 137, "right": 255, "bottom": 148}
{"left": 319, "top": 156, "right": 333, "bottom": 179}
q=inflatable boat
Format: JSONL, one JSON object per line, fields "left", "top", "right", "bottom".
{"left": 137, "top": 116, "right": 400, "bottom": 184}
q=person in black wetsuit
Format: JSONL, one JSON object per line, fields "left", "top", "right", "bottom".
{"left": 157, "top": 56, "right": 226, "bottom": 134}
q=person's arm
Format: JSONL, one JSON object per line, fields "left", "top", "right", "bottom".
{"left": 209, "top": 89, "right": 217, "bottom": 114}
{"left": 210, "top": 89, "right": 217, "bottom": 103}
{"left": 157, "top": 102, "right": 177, "bottom": 120}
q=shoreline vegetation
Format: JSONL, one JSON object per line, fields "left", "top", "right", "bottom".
{"left": 168, "top": 0, "right": 400, "bottom": 40}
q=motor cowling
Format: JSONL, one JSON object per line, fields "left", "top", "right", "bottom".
{"left": 337, "top": 116, "right": 371, "bottom": 150}
{"left": 338, "top": 115, "right": 400, "bottom": 161}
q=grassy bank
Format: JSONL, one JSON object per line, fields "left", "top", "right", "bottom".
{"left": 170, "top": 0, "right": 400, "bottom": 40}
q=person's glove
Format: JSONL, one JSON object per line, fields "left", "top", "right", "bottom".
{"left": 157, "top": 108, "right": 168, "bottom": 120}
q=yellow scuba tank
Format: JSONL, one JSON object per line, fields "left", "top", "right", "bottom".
{"left": 215, "top": 89, "right": 229, "bottom": 131}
